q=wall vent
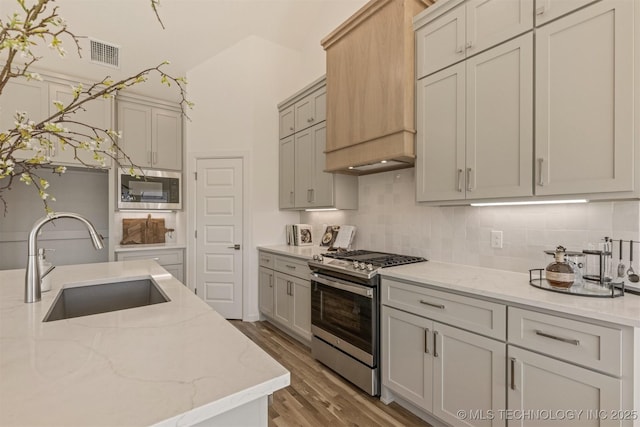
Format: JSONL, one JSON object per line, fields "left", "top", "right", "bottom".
{"left": 89, "top": 38, "right": 120, "bottom": 69}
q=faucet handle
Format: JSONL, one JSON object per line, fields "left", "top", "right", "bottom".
{"left": 38, "top": 248, "right": 55, "bottom": 259}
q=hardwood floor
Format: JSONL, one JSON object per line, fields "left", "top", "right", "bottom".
{"left": 230, "top": 320, "right": 432, "bottom": 427}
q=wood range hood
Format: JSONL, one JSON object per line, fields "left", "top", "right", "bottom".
{"left": 321, "top": 0, "right": 434, "bottom": 175}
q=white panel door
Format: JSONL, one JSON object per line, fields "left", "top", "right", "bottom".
{"left": 196, "top": 158, "right": 243, "bottom": 319}
{"left": 535, "top": 0, "right": 634, "bottom": 195}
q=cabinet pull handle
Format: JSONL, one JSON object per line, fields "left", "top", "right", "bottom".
{"left": 456, "top": 45, "right": 464, "bottom": 54}
{"left": 286, "top": 280, "right": 291, "bottom": 296}
{"left": 152, "top": 152, "right": 157, "bottom": 164}
{"left": 457, "top": 169, "right": 463, "bottom": 192}
{"left": 419, "top": 299, "right": 445, "bottom": 309}
{"left": 466, "top": 41, "right": 473, "bottom": 49}
{"left": 285, "top": 264, "right": 296, "bottom": 270}
{"left": 310, "top": 188, "right": 315, "bottom": 203}
{"left": 466, "top": 168, "right": 473, "bottom": 192}
{"left": 510, "top": 357, "right": 516, "bottom": 390}
{"left": 536, "top": 5, "right": 545, "bottom": 15}
{"left": 269, "top": 275, "right": 273, "bottom": 288}
{"left": 424, "top": 328, "right": 430, "bottom": 354}
{"left": 535, "top": 330, "right": 580, "bottom": 346}
{"left": 289, "top": 191, "right": 294, "bottom": 204}
{"left": 307, "top": 189, "right": 312, "bottom": 202}
{"left": 433, "top": 331, "right": 439, "bottom": 358}
{"left": 147, "top": 151, "right": 152, "bottom": 164}
{"left": 537, "top": 158, "right": 544, "bottom": 186}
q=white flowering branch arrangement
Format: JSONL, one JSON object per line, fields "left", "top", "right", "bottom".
{"left": 0, "top": 0, "right": 193, "bottom": 214}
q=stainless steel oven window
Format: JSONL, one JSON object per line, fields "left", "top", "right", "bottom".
{"left": 311, "top": 275, "right": 375, "bottom": 356}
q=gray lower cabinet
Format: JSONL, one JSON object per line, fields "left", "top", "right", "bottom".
{"left": 258, "top": 250, "right": 311, "bottom": 343}
{"left": 116, "top": 248, "right": 184, "bottom": 283}
{"left": 381, "top": 278, "right": 634, "bottom": 427}
{"left": 382, "top": 304, "right": 506, "bottom": 427}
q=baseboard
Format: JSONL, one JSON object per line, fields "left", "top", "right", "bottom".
{"left": 380, "top": 386, "right": 448, "bottom": 427}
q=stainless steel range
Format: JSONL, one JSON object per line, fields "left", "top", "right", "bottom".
{"left": 308, "top": 250, "right": 427, "bottom": 396}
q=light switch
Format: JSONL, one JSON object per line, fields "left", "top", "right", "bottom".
{"left": 491, "top": 230, "right": 503, "bottom": 249}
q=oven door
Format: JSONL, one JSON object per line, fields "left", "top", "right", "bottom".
{"left": 310, "top": 272, "right": 377, "bottom": 367}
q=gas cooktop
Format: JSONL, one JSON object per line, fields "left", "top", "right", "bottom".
{"left": 309, "top": 249, "right": 427, "bottom": 280}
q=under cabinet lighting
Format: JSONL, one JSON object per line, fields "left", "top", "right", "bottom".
{"left": 119, "top": 209, "right": 176, "bottom": 213}
{"left": 304, "top": 208, "right": 339, "bottom": 212}
{"left": 471, "top": 199, "right": 588, "bottom": 207}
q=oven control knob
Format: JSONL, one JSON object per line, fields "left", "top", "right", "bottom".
{"left": 359, "top": 262, "right": 367, "bottom": 270}
{"left": 352, "top": 261, "right": 359, "bottom": 269}
{"left": 366, "top": 263, "right": 374, "bottom": 271}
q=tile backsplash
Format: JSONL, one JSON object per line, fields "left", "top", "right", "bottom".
{"left": 301, "top": 168, "right": 640, "bottom": 274}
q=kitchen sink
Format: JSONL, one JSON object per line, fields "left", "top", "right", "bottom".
{"left": 43, "top": 278, "right": 170, "bottom": 322}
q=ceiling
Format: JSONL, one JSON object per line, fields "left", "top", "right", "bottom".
{"left": 2, "top": 0, "right": 366, "bottom": 97}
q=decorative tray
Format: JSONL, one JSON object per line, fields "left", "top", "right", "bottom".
{"left": 529, "top": 269, "right": 624, "bottom": 298}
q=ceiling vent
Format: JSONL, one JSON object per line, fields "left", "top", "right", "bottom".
{"left": 89, "top": 38, "right": 120, "bottom": 69}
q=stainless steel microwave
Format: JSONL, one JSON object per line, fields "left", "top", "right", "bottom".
{"left": 118, "top": 169, "right": 182, "bottom": 210}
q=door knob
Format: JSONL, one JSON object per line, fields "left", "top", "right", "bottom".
{"left": 228, "top": 244, "right": 241, "bottom": 250}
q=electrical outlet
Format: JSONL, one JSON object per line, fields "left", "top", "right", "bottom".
{"left": 491, "top": 230, "right": 503, "bottom": 249}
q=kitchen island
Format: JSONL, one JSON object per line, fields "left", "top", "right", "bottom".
{"left": 0, "top": 260, "right": 289, "bottom": 427}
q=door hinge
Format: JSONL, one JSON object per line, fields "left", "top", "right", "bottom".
{"left": 194, "top": 172, "right": 197, "bottom": 180}
{"left": 194, "top": 287, "right": 198, "bottom": 295}
{"left": 194, "top": 230, "right": 197, "bottom": 238}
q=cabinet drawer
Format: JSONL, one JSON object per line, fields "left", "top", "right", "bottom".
{"left": 274, "top": 255, "right": 311, "bottom": 280}
{"left": 508, "top": 307, "right": 622, "bottom": 377}
{"left": 258, "top": 252, "right": 274, "bottom": 268}
{"left": 382, "top": 278, "right": 506, "bottom": 340}
{"left": 116, "top": 249, "right": 183, "bottom": 266}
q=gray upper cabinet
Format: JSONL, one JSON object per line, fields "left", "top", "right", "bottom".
{"left": 417, "top": 33, "right": 533, "bottom": 202}
{"left": 534, "top": 0, "right": 634, "bottom": 196}
{"left": 294, "top": 87, "right": 326, "bottom": 133}
{"left": 534, "top": 0, "right": 600, "bottom": 27}
{"left": 279, "top": 135, "right": 295, "bottom": 209}
{"left": 277, "top": 77, "right": 357, "bottom": 210}
{"left": 1, "top": 79, "right": 49, "bottom": 161}
{"left": 117, "top": 97, "right": 182, "bottom": 171}
{"left": 48, "top": 83, "right": 112, "bottom": 168}
{"left": 279, "top": 105, "right": 295, "bottom": 139}
{"left": 415, "top": 0, "right": 533, "bottom": 79}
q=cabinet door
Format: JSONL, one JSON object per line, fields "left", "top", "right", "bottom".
{"left": 465, "top": 34, "right": 533, "bottom": 199}
{"left": 465, "top": 0, "right": 533, "bottom": 56}
{"left": 416, "top": 4, "right": 466, "bottom": 78}
{"left": 381, "top": 306, "right": 433, "bottom": 410}
{"left": 290, "top": 277, "right": 311, "bottom": 340}
{"left": 278, "top": 135, "right": 295, "bottom": 209}
{"left": 294, "top": 127, "right": 313, "bottom": 207}
{"left": 294, "top": 87, "right": 326, "bottom": 132}
{"left": 117, "top": 101, "right": 152, "bottom": 168}
{"left": 433, "top": 323, "right": 506, "bottom": 427}
{"left": 309, "top": 123, "right": 334, "bottom": 207}
{"left": 163, "top": 264, "right": 184, "bottom": 283}
{"left": 48, "top": 83, "right": 112, "bottom": 168}
{"left": 508, "top": 346, "right": 622, "bottom": 427}
{"left": 279, "top": 105, "right": 295, "bottom": 139}
{"left": 416, "top": 62, "right": 466, "bottom": 202}
{"left": 258, "top": 267, "right": 274, "bottom": 317}
{"left": 1, "top": 78, "right": 49, "bottom": 161}
{"left": 273, "top": 273, "right": 292, "bottom": 326}
{"left": 152, "top": 108, "right": 182, "bottom": 170}
{"left": 535, "top": 0, "right": 600, "bottom": 27}
{"left": 535, "top": 0, "right": 634, "bottom": 196}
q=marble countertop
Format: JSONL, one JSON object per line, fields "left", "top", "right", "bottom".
{"left": 114, "top": 243, "right": 187, "bottom": 252}
{"left": 0, "top": 260, "right": 289, "bottom": 426}
{"left": 382, "top": 261, "right": 640, "bottom": 328}
{"left": 258, "top": 244, "right": 328, "bottom": 260}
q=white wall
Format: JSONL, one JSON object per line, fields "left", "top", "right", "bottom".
{"left": 301, "top": 168, "right": 640, "bottom": 275}
{"left": 186, "top": 36, "right": 306, "bottom": 320}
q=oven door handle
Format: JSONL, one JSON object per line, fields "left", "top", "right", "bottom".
{"left": 311, "top": 273, "right": 374, "bottom": 298}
